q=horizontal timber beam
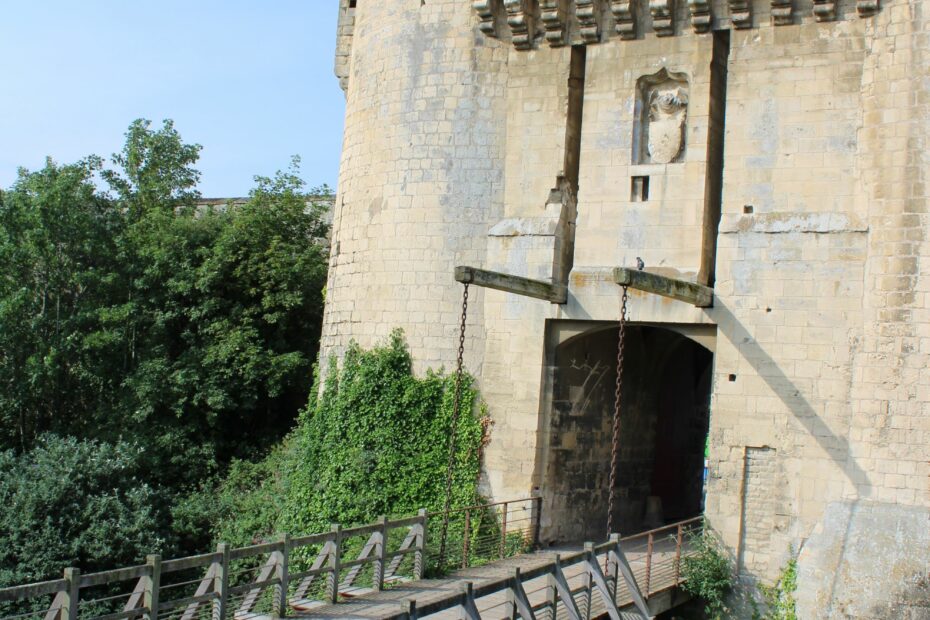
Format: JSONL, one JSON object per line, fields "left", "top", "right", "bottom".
{"left": 454, "top": 266, "right": 567, "bottom": 304}
{"left": 613, "top": 267, "right": 714, "bottom": 307}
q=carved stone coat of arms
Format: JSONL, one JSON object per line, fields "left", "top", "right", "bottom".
{"left": 646, "top": 87, "right": 689, "bottom": 164}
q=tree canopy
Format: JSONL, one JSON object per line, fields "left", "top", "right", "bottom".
{"left": 0, "top": 119, "right": 331, "bottom": 580}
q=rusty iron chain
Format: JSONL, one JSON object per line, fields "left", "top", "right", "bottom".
{"left": 607, "top": 285, "right": 628, "bottom": 540}
{"left": 437, "top": 282, "right": 469, "bottom": 571}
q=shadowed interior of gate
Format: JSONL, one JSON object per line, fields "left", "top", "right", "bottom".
{"left": 538, "top": 324, "right": 713, "bottom": 544}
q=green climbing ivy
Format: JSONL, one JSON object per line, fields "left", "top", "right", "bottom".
{"left": 282, "top": 329, "right": 485, "bottom": 534}
{"left": 756, "top": 556, "right": 798, "bottom": 620}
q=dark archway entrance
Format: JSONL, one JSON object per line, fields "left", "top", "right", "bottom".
{"left": 538, "top": 323, "right": 713, "bottom": 543}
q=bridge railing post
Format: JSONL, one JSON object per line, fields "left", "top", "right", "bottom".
{"left": 272, "top": 534, "right": 289, "bottom": 618}
{"left": 607, "top": 534, "right": 620, "bottom": 603}
{"left": 414, "top": 509, "right": 426, "bottom": 579}
{"left": 62, "top": 568, "right": 79, "bottom": 620}
{"left": 144, "top": 555, "right": 161, "bottom": 620}
{"left": 326, "top": 525, "right": 342, "bottom": 604}
{"left": 213, "top": 543, "right": 229, "bottom": 620}
{"left": 674, "top": 523, "right": 684, "bottom": 584}
{"left": 583, "top": 543, "right": 594, "bottom": 619}
{"left": 374, "top": 516, "right": 387, "bottom": 591}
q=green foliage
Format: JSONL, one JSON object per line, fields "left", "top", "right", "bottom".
{"left": 681, "top": 527, "right": 734, "bottom": 620}
{"left": 0, "top": 435, "right": 163, "bottom": 588}
{"left": 284, "top": 330, "right": 484, "bottom": 533}
{"left": 211, "top": 332, "right": 487, "bottom": 552}
{"left": 756, "top": 557, "right": 798, "bottom": 620}
{"left": 0, "top": 119, "right": 331, "bottom": 579}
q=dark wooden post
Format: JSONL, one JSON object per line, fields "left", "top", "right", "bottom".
{"left": 674, "top": 524, "right": 684, "bottom": 584}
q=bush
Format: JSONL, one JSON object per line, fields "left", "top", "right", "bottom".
{"left": 680, "top": 527, "right": 734, "bottom": 619}
{"left": 0, "top": 435, "right": 164, "bottom": 587}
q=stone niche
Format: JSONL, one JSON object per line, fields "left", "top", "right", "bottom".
{"left": 632, "top": 68, "right": 690, "bottom": 165}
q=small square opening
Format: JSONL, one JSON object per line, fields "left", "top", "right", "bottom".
{"left": 743, "top": 205, "right": 754, "bottom": 214}
{"left": 631, "top": 176, "right": 649, "bottom": 202}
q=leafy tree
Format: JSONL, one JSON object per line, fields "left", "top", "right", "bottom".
{"left": 0, "top": 435, "right": 163, "bottom": 588}
{"left": 0, "top": 157, "right": 123, "bottom": 450}
{"left": 0, "top": 119, "right": 331, "bottom": 568}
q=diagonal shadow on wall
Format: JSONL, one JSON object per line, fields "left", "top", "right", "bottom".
{"left": 711, "top": 301, "right": 870, "bottom": 609}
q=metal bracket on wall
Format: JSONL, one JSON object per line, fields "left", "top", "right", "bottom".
{"left": 454, "top": 266, "right": 568, "bottom": 304}
{"left": 613, "top": 267, "right": 714, "bottom": 308}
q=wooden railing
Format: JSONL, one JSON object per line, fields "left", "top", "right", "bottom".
{"left": 0, "top": 510, "right": 430, "bottom": 620}
{"left": 387, "top": 516, "right": 702, "bottom": 619}
{"left": 0, "top": 498, "right": 546, "bottom": 620}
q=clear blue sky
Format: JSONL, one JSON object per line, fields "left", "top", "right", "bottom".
{"left": 0, "top": 2, "right": 345, "bottom": 196}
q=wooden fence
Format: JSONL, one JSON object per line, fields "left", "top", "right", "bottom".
{"left": 0, "top": 498, "right": 544, "bottom": 620}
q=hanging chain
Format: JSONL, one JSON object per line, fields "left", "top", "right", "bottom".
{"left": 606, "top": 285, "right": 628, "bottom": 539}
{"left": 437, "top": 282, "right": 469, "bottom": 571}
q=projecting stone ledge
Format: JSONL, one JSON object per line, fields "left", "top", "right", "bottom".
{"left": 613, "top": 267, "right": 714, "bottom": 307}
{"left": 455, "top": 266, "right": 567, "bottom": 304}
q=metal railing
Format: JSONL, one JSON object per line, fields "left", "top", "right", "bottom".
{"left": 427, "top": 497, "right": 542, "bottom": 573}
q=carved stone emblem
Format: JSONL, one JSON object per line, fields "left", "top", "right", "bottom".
{"left": 647, "top": 88, "right": 688, "bottom": 163}
{"left": 634, "top": 69, "right": 689, "bottom": 165}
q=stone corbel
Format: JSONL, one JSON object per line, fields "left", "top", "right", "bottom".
{"left": 857, "top": 0, "right": 878, "bottom": 16}
{"left": 812, "top": 0, "right": 836, "bottom": 20}
{"left": 727, "top": 0, "right": 752, "bottom": 28}
{"left": 504, "top": 0, "right": 538, "bottom": 50}
{"left": 687, "top": 0, "right": 712, "bottom": 32}
{"left": 771, "top": 0, "right": 793, "bottom": 25}
{"left": 650, "top": 0, "right": 675, "bottom": 36}
{"left": 473, "top": 0, "right": 501, "bottom": 37}
{"left": 610, "top": 0, "right": 637, "bottom": 40}
{"left": 575, "top": 0, "right": 602, "bottom": 43}
{"left": 540, "top": 0, "right": 569, "bottom": 46}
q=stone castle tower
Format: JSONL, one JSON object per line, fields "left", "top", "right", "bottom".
{"left": 323, "top": 0, "right": 929, "bottom": 615}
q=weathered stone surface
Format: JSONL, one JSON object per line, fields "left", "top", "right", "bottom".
{"left": 326, "top": 1, "right": 930, "bottom": 616}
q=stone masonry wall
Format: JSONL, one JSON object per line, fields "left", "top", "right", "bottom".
{"left": 327, "top": 0, "right": 930, "bottom": 615}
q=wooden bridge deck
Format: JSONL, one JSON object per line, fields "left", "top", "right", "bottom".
{"left": 290, "top": 537, "right": 689, "bottom": 619}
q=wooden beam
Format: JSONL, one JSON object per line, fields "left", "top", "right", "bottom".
{"left": 613, "top": 267, "right": 714, "bottom": 308}
{"left": 454, "top": 266, "right": 567, "bottom": 304}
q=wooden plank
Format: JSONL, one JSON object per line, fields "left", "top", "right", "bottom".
{"left": 552, "top": 558, "right": 583, "bottom": 620}
{"left": 609, "top": 544, "right": 652, "bottom": 620}
{"left": 454, "top": 266, "right": 567, "bottom": 304}
{"left": 510, "top": 569, "right": 536, "bottom": 620}
{"left": 0, "top": 579, "right": 68, "bottom": 602}
{"left": 612, "top": 268, "right": 713, "bottom": 307}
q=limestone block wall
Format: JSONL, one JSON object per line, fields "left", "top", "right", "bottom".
{"left": 575, "top": 36, "right": 714, "bottom": 276}
{"left": 321, "top": 1, "right": 510, "bottom": 375}
{"left": 326, "top": 0, "right": 930, "bottom": 614}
